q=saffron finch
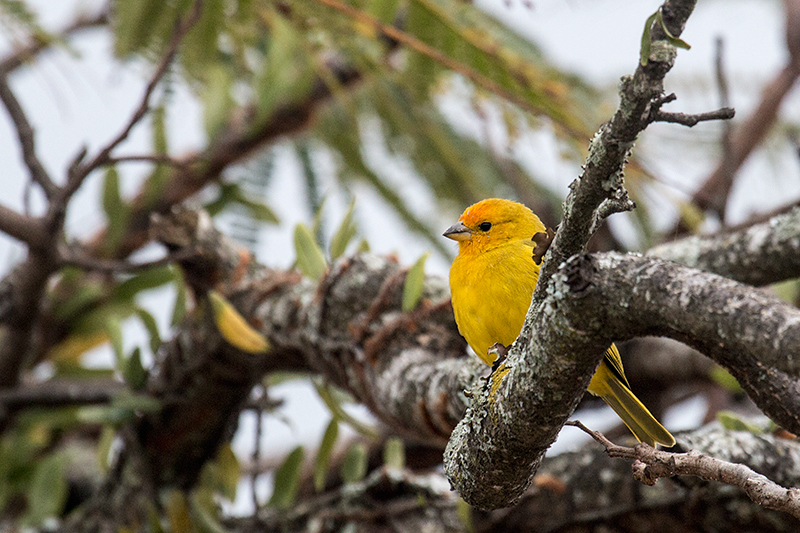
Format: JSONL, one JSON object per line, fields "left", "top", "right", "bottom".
{"left": 444, "top": 198, "right": 674, "bottom": 447}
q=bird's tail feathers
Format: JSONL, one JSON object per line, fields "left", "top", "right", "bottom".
{"left": 595, "top": 369, "right": 675, "bottom": 448}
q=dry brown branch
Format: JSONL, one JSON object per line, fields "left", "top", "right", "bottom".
{"left": 567, "top": 420, "right": 800, "bottom": 519}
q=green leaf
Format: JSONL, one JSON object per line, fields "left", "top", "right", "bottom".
{"left": 190, "top": 489, "right": 230, "bottom": 533}
{"left": 313, "top": 418, "right": 339, "bottom": 492}
{"left": 268, "top": 446, "right": 305, "bottom": 509}
{"left": 402, "top": 252, "right": 429, "bottom": 312}
{"left": 639, "top": 11, "right": 659, "bottom": 66}
{"left": 232, "top": 189, "right": 280, "bottom": 224}
{"left": 382, "top": 437, "right": 405, "bottom": 470}
{"left": 329, "top": 200, "right": 358, "bottom": 260}
{"left": 171, "top": 265, "right": 187, "bottom": 326}
{"left": 97, "top": 426, "right": 116, "bottom": 473}
{"left": 114, "top": 265, "right": 175, "bottom": 302}
{"left": 123, "top": 347, "right": 148, "bottom": 391}
{"left": 340, "top": 442, "right": 367, "bottom": 484}
{"left": 710, "top": 366, "right": 743, "bottom": 394}
{"left": 717, "top": 411, "right": 765, "bottom": 434}
{"left": 313, "top": 380, "right": 378, "bottom": 438}
{"left": 201, "top": 65, "right": 235, "bottom": 138}
{"left": 294, "top": 223, "right": 328, "bottom": 280}
{"left": 215, "top": 444, "right": 240, "bottom": 501}
{"left": 135, "top": 307, "right": 162, "bottom": 354}
{"left": 102, "top": 166, "right": 129, "bottom": 253}
{"left": 103, "top": 315, "right": 124, "bottom": 367}
{"left": 111, "top": 390, "right": 162, "bottom": 414}
{"left": 255, "top": 12, "right": 314, "bottom": 120}
{"left": 23, "top": 453, "right": 68, "bottom": 526}
{"left": 456, "top": 498, "right": 474, "bottom": 533}
{"left": 657, "top": 10, "right": 691, "bottom": 50}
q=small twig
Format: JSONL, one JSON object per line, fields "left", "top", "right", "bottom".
{"left": 0, "top": 76, "right": 57, "bottom": 198}
{"left": 0, "top": 9, "right": 109, "bottom": 77}
{"left": 0, "top": 379, "right": 123, "bottom": 410}
{"left": 649, "top": 107, "right": 735, "bottom": 127}
{"left": 71, "top": 1, "right": 203, "bottom": 185}
{"left": 251, "top": 396, "right": 264, "bottom": 511}
{"left": 589, "top": 193, "right": 636, "bottom": 236}
{"left": 59, "top": 246, "right": 198, "bottom": 273}
{"left": 105, "top": 154, "right": 190, "bottom": 169}
{"left": 566, "top": 420, "right": 800, "bottom": 519}
{"left": 715, "top": 37, "right": 733, "bottom": 166}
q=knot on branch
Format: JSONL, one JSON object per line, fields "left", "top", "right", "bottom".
{"left": 563, "top": 254, "right": 596, "bottom": 295}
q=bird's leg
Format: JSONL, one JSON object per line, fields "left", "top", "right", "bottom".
{"left": 532, "top": 227, "right": 556, "bottom": 265}
{"left": 489, "top": 342, "right": 510, "bottom": 371}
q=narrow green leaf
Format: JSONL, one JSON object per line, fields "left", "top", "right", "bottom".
{"left": 710, "top": 366, "right": 743, "bottom": 393}
{"left": 23, "top": 453, "right": 68, "bottom": 526}
{"left": 340, "top": 442, "right": 367, "bottom": 484}
{"left": 123, "top": 347, "right": 148, "bottom": 391}
{"left": 171, "top": 265, "right": 187, "bottom": 326}
{"left": 114, "top": 266, "right": 175, "bottom": 302}
{"left": 97, "top": 426, "right": 116, "bottom": 473}
{"left": 215, "top": 444, "right": 240, "bottom": 501}
{"left": 639, "top": 11, "right": 659, "bottom": 66}
{"left": 294, "top": 223, "right": 328, "bottom": 280}
{"left": 201, "top": 65, "right": 235, "bottom": 138}
{"left": 111, "top": 390, "right": 162, "bottom": 414}
{"left": 103, "top": 315, "right": 124, "bottom": 367}
{"left": 717, "top": 411, "right": 765, "bottom": 434}
{"left": 135, "top": 307, "right": 162, "bottom": 354}
{"left": 657, "top": 10, "right": 691, "bottom": 50}
{"left": 329, "top": 200, "right": 358, "bottom": 260}
{"left": 232, "top": 189, "right": 280, "bottom": 223}
{"left": 456, "top": 498, "right": 475, "bottom": 533}
{"left": 190, "top": 489, "right": 230, "bottom": 533}
{"left": 313, "top": 380, "right": 378, "bottom": 438}
{"left": 313, "top": 418, "right": 339, "bottom": 492}
{"left": 382, "top": 437, "right": 405, "bottom": 470}
{"left": 402, "top": 252, "right": 429, "bottom": 312}
{"left": 102, "top": 166, "right": 129, "bottom": 252}
{"left": 268, "top": 446, "right": 305, "bottom": 509}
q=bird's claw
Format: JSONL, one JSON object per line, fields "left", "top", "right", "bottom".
{"left": 532, "top": 227, "right": 556, "bottom": 265}
{"left": 489, "top": 342, "right": 510, "bottom": 370}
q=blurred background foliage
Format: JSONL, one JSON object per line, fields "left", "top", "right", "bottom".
{"left": 1, "top": 0, "right": 798, "bottom": 529}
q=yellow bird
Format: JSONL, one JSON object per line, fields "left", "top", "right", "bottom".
{"left": 444, "top": 198, "right": 674, "bottom": 447}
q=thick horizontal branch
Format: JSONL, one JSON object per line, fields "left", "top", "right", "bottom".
{"left": 648, "top": 205, "right": 800, "bottom": 286}
{"left": 444, "top": 251, "right": 800, "bottom": 510}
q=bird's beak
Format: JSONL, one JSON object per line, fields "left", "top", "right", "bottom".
{"left": 443, "top": 221, "right": 472, "bottom": 241}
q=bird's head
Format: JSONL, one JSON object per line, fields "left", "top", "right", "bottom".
{"left": 443, "top": 198, "right": 545, "bottom": 254}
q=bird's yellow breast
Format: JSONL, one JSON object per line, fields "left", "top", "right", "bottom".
{"left": 449, "top": 241, "right": 540, "bottom": 364}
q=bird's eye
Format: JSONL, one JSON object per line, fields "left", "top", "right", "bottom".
{"left": 479, "top": 222, "right": 492, "bottom": 231}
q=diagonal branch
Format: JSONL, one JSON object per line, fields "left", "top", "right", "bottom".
{"left": 65, "top": 1, "right": 203, "bottom": 197}
{"left": 444, "top": 0, "right": 699, "bottom": 510}
{"left": 0, "top": 74, "right": 56, "bottom": 198}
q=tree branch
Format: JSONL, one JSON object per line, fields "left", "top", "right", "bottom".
{"left": 0, "top": 9, "right": 109, "bottom": 77}
{"left": 0, "top": 74, "right": 56, "bottom": 198}
{"left": 648, "top": 205, "right": 800, "bottom": 286}
{"left": 567, "top": 420, "right": 800, "bottom": 519}
{"left": 444, "top": 0, "right": 699, "bottom": 510}
{"left": 0, "top": 203, "right": 47, "bottom": 248}
{"left": 64, "top": 0, "right": 203, "bottom": 203}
